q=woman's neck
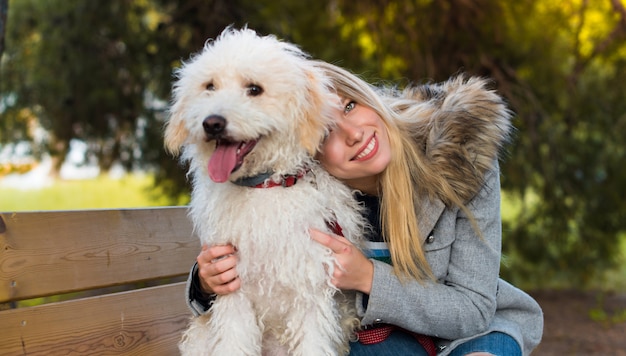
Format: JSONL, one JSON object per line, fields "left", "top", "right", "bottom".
{"left": 343, "top": 175, "right": 380, "bottom": 196}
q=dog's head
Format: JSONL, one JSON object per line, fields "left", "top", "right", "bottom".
{"left": 164, "top": 28, "right": 336, "bottom": 183}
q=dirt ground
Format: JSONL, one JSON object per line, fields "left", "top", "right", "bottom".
{"left": 530, "top": 290, "right": 626, "bottom": 355}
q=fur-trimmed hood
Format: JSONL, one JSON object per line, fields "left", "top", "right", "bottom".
{"left": 389, "top": 75, "right": 512, "bottom": 205}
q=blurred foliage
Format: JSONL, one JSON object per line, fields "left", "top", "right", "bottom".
{"left": 1, "top": 0, "right": 626, "bottom": 287}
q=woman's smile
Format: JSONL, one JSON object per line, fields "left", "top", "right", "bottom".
{"left": 352, "top": 134, "right": 378, "bottom": 161}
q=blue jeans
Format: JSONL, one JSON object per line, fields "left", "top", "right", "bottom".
{"left": 448, "top": 332, "right": 521, "bottom": 356}
{"left": 349, "top": 331, "right": 520, "bottom": 356}
{"left": 349, "top": 329, "right": 430, "bottom": 356}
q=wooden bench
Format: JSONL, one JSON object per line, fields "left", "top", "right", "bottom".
{"left": 0, "top": 207, "right": 199, "bottom": 355}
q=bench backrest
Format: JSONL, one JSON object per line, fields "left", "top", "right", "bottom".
{"left": 0, "top": 207, "right": 199, "bottom": 355}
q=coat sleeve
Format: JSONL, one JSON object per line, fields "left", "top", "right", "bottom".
{"left": 358, "top": 168, "right": 502, "bottom": 340}
{"left": 186, "top": 262, "right": 217, "bottom": 316}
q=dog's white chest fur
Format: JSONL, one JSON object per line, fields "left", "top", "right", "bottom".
{"left": 182, "top": 169, "right": 364, "bottom": 356}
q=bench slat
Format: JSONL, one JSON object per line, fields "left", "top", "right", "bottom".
{"left": 0, "top": 207, "right": 199, "bottom": 302}
{"left": 0, "top": 282, "right": 191, "bottom": 355}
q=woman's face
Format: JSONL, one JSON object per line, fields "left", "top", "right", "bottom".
{"left": 317, "top": 97, "right": 391, "bottom": 194}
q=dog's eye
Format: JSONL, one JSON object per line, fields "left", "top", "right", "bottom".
{"left": 205, "top": 82, "right": 215, "bottom": 91}
{"left": 247, "top": 84, "right": 263, "bottom": 97}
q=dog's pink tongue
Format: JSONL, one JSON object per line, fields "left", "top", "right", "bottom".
{"left": 208, "top": 142, "right": 239, "bottom": 183}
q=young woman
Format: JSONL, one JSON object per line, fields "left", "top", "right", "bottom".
{"left": 186, "top": 62, "right": 543, "bottom": 356}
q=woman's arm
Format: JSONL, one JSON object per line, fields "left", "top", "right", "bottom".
{"left": 362, "top": 168, "right": 503, "bottom": 339}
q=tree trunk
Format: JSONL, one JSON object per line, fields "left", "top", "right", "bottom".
{"left": 0, "top": 0, "right": 8, "bottom": 57}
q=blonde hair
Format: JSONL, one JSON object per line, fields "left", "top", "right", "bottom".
{"left": 316, "top": 61, "right": 479, "bottom": 282}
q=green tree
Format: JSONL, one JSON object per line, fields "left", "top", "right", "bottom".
{"left": 3, "top": 1, "right": 152, "bottom": 173}
{"left": 497, "top": 0, "right": 626, "bottom": 287}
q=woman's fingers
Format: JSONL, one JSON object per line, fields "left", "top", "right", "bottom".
{"left": 310, "top": 228, "right": 352, "bottom": 254}
{"left": 197, "top": 244, "right": 240, "bottom": 295}
{"left": 198, "top": 244, "right": 237, "bottom": 264}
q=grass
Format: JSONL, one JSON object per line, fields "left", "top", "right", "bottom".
{"left": 0, "top": 174, "right": 177, "bottom": 212}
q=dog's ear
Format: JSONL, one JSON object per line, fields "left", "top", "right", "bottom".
{"left": 300, "top": 71, "right": 332, "bottom": 156}
{"left": 164, "top": 105, "right": 189, "bottom": 155}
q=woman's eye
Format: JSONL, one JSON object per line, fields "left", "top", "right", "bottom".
{"left": 344, "top": 101, "right": 356, "bottom": 114}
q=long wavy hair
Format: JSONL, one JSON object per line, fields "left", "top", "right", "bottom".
{"left": 315, "top": 61, "right": 481, "bottom": 282}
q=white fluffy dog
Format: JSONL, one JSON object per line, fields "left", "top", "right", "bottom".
{"left": 164, "top": 28, "right": 365, "bottom": 355}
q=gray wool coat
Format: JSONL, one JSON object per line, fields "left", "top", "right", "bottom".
{"left": 355, "top": 167, "right": 544, "bottom": 355}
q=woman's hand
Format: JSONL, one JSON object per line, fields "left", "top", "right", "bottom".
{"left": 196, "top": 244, "right": 240, "bottom": 296}
{"left": 310, "top": 229, "right": 374, "bottom": 294}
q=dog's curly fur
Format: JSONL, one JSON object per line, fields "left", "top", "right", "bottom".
{"left": 165, "top": 28, "right": 366, "bottom": 356}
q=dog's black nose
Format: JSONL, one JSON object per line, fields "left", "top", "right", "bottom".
{"left": 203, "top": 115, "right": 226, "bottom": 136}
